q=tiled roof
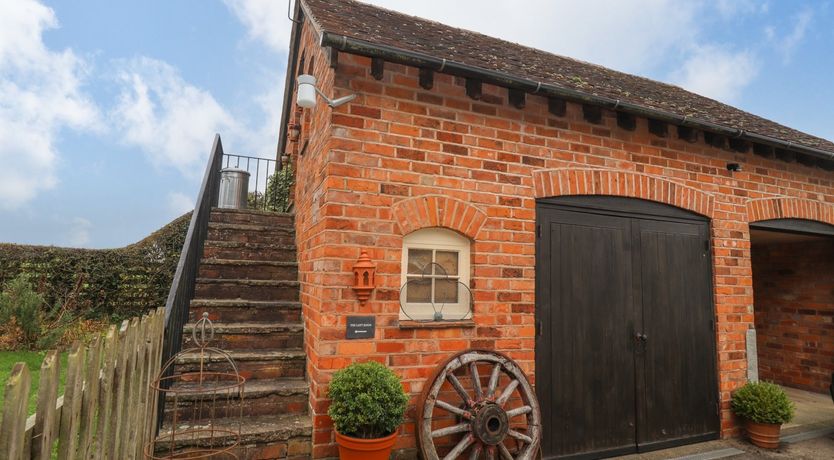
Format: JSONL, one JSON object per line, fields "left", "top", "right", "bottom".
{"left": 302, "top": 0, "right": 834, "bottom": 156}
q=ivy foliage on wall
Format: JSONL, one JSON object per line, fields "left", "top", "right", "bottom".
{"left": 0, "top": 212, "right": 190, "bottom": 322}
{"left": 263, "top": 164, "right": 295, "bottom": 213}
{"left": 246, "top": 164, "right": 295, "bottom": 212}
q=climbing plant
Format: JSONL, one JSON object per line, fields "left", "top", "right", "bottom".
{"left": 262, "top": 164, "right": 295, "bottom": 213}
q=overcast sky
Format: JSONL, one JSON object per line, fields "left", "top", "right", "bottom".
{"left": 2, "top": 0, "right": 832, "bottom": 248}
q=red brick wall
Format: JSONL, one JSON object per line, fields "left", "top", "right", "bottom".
{"left": 286, "top": 21, "right": 340, "bottom": 453}
{"left": 753, "top": 239, "right": 834, "bottom": 393}
{"left": 286, "top": 18, "right": 834, "bottom": 457}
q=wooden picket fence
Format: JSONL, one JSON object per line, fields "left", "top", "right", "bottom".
{"left": 0, "top": 307, "right": 165, "bottom": 460}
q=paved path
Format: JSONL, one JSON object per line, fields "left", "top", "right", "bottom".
{"left": 613, "top": 431, "right": 834, "bottom": 459}
{"left": 614, "top": 386, "right": 834, "bottom": 460}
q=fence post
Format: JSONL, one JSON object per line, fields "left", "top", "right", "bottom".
{"left": 107, "top": 320, "right": 129, "bottom": 457}
{"left": 138, "top": 309, "right": 161, "bottom": 458}
{"left": 0, "top": 363, "right": 31, "bottom": 460}
{"left": 57, "top": 342, "right": 85, "bottom": 460}
{"left": 128, "top": 314, "right": 149, "bottom": 459}
{"left": 117, "top": 317, "right": 139, "bottom": 459}
{"left": 79, "top": 334, "right": 102, "bottom": 458}
{"left": 96, "top": 325, "right": 118, "bottom": 460}
{"left": 31, "top": 350, "right": 60, "bottom": 460}
{"left": 145, "top": 307, "right": 165, "bottom": 451}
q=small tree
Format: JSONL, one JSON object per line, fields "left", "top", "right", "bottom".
{"left": 0, "top": 274, "right": 75, "bottom": 350}
{"left": 0, "top": 275, "right": 43, "bottom": 348}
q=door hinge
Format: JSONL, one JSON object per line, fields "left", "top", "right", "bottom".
{"left": 716, "top": 401, "right": 721, "bottom": 415}
{"left": 536, "top": 224, "right": 541, "bottom": 238}
{"left": 535, "top": 320, "right": 542, "bottom": 338}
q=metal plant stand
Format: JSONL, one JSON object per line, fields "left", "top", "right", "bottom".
{"left": 146, "top": 313, "right": 245, "bottom": 459}
{"left": 418, "top": 350, "right": 541, "bottom": 460}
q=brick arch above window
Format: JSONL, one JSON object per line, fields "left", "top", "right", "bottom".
{"left": 532, "top": 168, "right": 715, "bottom": 218}
{"left": 747, "top": 197, "right": 834, "bottom": 226}
{"left": 392, "top": 195, "right": 488, "bottom": 239}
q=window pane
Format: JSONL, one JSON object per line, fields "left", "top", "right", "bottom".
{"left": 435, "top": 279, "right": 459, "bottom": 303}
{"left": 407, "top": 249, "right": 432, "bottom": 275}
{"left": 436, "top": 251, "right": 459, "bottom": 276}
{"left": 406, "top": 277, "right": 431, "bottom": 303}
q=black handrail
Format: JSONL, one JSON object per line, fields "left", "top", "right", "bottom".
{"left": 156, "top": 134, "right": 224, "bottom": 429}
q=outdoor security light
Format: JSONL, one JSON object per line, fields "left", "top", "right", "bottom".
{"left": 296, "top": 74, "right": 356, "bottom": 109}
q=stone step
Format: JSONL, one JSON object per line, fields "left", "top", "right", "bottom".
{"left": 189, "top": 299, "right": 302, "bottom": 323}
{"left": 202, "top": 241, "right": 296, "bottom": 262}
{"left": 156, "top": 413, "right": 311, "bottom": 459}
{"left": 207, "top": 222, "right": 294, "bottom": 246}
{"left": 175, "top": 349, "right": 306, "bottom": 380}
{"left": 195, "top": 278, "right": 300, "bottom": 302}
{"left": 198, "top": 259, "right": 298, "bottom": 281}
{"left": 182, "top": 322, "right": 303, "bottom": 350}
{"left": 210, "top": 208, "right": 294, "bottom": 227}
{"left": 163, "top": 378, "right": 308, "bottom": 422}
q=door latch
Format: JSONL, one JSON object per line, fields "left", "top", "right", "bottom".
{"left": 635, "top": 333, "right": 648, "bottom": 342}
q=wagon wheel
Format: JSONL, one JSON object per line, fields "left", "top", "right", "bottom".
{"left": 418, "top": 350, "right": 541, "bottom": 460}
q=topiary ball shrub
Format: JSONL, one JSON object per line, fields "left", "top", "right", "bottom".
{"left": 731, "top": 381, "right": 795, "bottom": 425}
{"left": 327, "top": 361, "right": 409, "bottom": 439}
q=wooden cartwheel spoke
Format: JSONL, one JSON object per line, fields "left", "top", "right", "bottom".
{"left": 418, "top": 350, "right": 541, "bottom": 460}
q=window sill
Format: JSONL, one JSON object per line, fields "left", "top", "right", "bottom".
{"left": 398, "top": 320, "right": 476, "bottom": 330}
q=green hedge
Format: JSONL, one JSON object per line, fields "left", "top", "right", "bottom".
{"left": 0, "top": 213, "right": 190, "bottom": 321}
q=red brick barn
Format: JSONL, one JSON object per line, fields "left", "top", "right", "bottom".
{"left": 276, "top": 0, "right": 834, "bottom": 458}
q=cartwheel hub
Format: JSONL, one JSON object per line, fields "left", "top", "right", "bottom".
{"left": 471, "top": 402, "right": 509, "bottom": 445}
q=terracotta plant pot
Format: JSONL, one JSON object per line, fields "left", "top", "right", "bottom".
{"left": 745, "top": 420, "right": 782, "bottom": 449}
{"left": 335, "top": 430, "right": 397, "bottom": 460}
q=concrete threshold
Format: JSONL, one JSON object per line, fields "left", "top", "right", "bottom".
{"left": 670, "top": 447, "right": 745, "bottom": 460}
{"left": 781, "top": 426, "right": 834, "bottom": 444}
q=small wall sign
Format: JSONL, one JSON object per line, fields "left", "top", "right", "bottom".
{"left": 346, "top": 315, "right": 375, "bottom": 339}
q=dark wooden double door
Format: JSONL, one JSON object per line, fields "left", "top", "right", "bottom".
{"left": 535, "top": 197, "right": 719, "bottom": 459}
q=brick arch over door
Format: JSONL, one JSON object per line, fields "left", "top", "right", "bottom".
{"left": 746, "top": 197, "right": 834, "bottom": 225}
{"left": 533, "top": 168, "right": 716, "bottom": 218}
{"left": 392, "top": 195, "right": 488, "bottom": 239}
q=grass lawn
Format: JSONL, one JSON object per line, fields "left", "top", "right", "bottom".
{"left": 0, "top": 351, "right": 68, "bottom": 416}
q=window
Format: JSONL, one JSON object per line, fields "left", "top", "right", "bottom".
{"left": 400, "top": 228, "right": 471, "bottom": 321}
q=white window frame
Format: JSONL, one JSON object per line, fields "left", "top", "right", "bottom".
{"left": 400, "top": 228, "right": 471, "bottom": 321}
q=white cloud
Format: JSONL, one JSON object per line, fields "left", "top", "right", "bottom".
{"left": 0, "top": 0, "right": 100, "bottom": 210}
{"left": 716, "top": 0, "right": 769, "bottom": 18}
{"left": 249, "top": 76, "right": 285, "bottom": 157}
{"left": 357, "top": 1, "right": 767, "bottom": 103}
{"left": 768, "top": 8, "right": 813, "bottom": 64}
{"left": 223, "top": 0, "right": 295, "bottom": 53}
{"left": 330, "top": 0, "right": 699, "bottom": 76}
{"left": 112, "top": 57, "right": 242, "bottom": 176}
{"left": 222, "top": 0, "right": 293, "bottom": 158}
{"left": 168, "top": 192, "right": 195, "bottom": 215}
{"left": 671, "top": 45, "right": 759, "bottom": 103}
{"left": 67, "top": 217, "right": 92, "bottom": 247}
